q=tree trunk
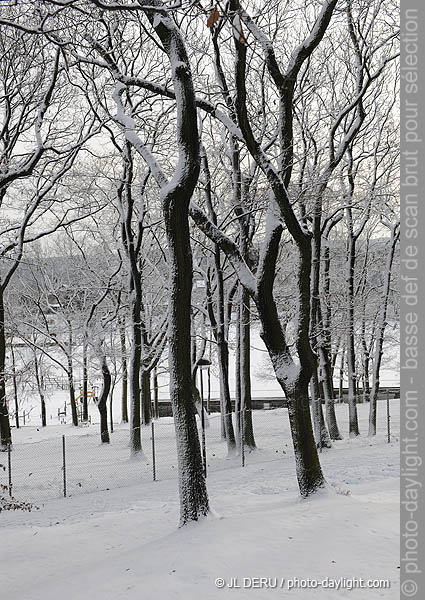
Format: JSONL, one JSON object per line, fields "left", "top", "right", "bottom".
{"left": 234, "top": 292, "right": 241, "bottom": 444}
{"left": 10, "top": 343, "right": 19, "bottom": 430}
{"left": 319, "top": 239, "right": 341, "bottom": 439}
{"left": 369, "top": 224, "right": 399, "bottom": 436}
{"left": 82, "top": 338, "right": 89, "bottom": 421}
{"left": 346, "top": 236, "right": 360, "bottom": 436}
{"left": 287, "top": 382, "right": 325, "bottom": 495}
{"left": 66, "top": 322, "right": 78, "bottom": 427}
{"left": 153, "top": 366, "right": 159, "bottom": 419}
{"left": 98, "top": 355, "right": 111, "bottom": 444}
{"left": 255, "top": 235, "right": 326, "bottom": 496}
{"left": 120, "top": 318, "right": 128, "bottom": 423}
{"left": 339, "top": 345, "right": 345, "bottom": 403}
{"left": 163, "top": 194, "right": 209, "bottom": 525}
{"left": 67, "top": 367, "right": 77, "bottom": 427}
{"left": 240, "top": 289, "right": 255, "bottom": 449}
{"left": 310, "top": 370, "right": 332, "bottom": 449}
{"left": 310, "top": 198, "right": 332, "bottom": 447}
{"left": 141, "top": 368, "right": 152, "bottom": 425}
{"left": 129, "top": 290, "right": 142, "bottom": 453}
{"left": 34, "top": 353, "right": 46, "bottom": 427}
{"left": 319, "top": 346, "right": 342, "bottom": 439}
{"left": 0, "top": 289, "right": 12, "bottom": 447}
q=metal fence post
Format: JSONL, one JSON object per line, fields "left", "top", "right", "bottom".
{"left": 62, "top": 435, "right": 67, "bottom": 497}
{"left": 151, "top": 421, "right": 156, "bottom": 482}
{"left": 387, "top": 389, "right": 391, "bottom": 443}
{"left": 8, "top": 442, "right": 12, "bottom": 497}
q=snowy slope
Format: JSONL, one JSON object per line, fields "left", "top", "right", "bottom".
{"left": 1, "top": 401, "right": 399, "bottom": 600}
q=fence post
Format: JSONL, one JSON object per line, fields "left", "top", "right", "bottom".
{"left": 151, "top": 421, "right": 156, "bottom": 482}
{"left": 62, "top": 435, "right": 67, "bottom": 497}
{"left": 386, "top": 389, "right": 391, "bottom": 444}
{"left": 8, "top": 442, "right": 12, "bottom": 497}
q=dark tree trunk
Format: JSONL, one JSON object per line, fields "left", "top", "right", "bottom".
{"left": 319, "top": 346, "right": 342, "bottom": 439}
{"left": 82, "top": 338, "right": 89, "bottom": 422}
{"left": 339, "top": 346, "right": 345, "bottom": 403}
{"left": 216, "top": 338, "right": 236, "bottom": 448}
{"left": 66, "top": 321, "right": 78, "bottom": 427}
{"left": 67, "top": 368, "right": 77, "bottom": 427}
{"left": 109, "top": 387, "right": 114, "bottom": 433}
{"left": 234, "top": 295, "right": 241, "bottom": 444}
{"left": 164, "top": 198, "right": 209, "bottom": 524}
{"left": 34, "top": 354, "right": 46, "bottom": 427}
{"left": 65, "top": 321, "right": 78, "bottom": 426}
{"left": 240, "top": 289, "right": 255, "bottom": 449}
{"left": 98, "top": 355, "right": 111, "bottom": 444}
{"left": 310, "top": 196, "right": 332, "bottom": 448}
{"left": 202, "top": 151, "right": 236, "bottom": 450}
{"left": 369, "top": 224, "right": 399, "bottom": 436}
{"left": 120, "top": 318, "right": 128, "bottom": 423}
{"left": 321, "top": 230, "right": 341, "bottom": 439}
{"left": 0, "top": 289, "right": 11, "bottom": 447}
{"left": 129, "top": 289, "right": 142, "bottom": 453}
{"left": 10, "top": 344, "right": 19, "bottom": 430}
{"left": 255, "top": 231, "right": 326, "bottom": 496}
{"left": 346, "top": 234, "right": 360, "bottom": 436}
{"left": 141, "top": 368, "right": 152, "bottom": 425}
{"left": 153, "top": 366, "right": 159, "bottom": 419}
{"left": 310, "top": 370, "right": 332, "bottom": 449}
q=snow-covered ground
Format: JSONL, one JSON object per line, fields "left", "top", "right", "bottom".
{"left": 2, "top": 400, "right": 399, "bottom": 600}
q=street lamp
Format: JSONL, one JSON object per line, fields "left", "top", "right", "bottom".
{"left": 197, "top": 357, "right": 211, "bottom": 478}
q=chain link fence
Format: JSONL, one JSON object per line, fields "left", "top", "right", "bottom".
{"left": 1, "top": 399, "right": 399, "bottom": 505}
{"left": 1, "top": 409, "right": 295, "bottom": 504}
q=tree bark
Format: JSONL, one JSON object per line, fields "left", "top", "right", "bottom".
{"left": 82, "top": 337, "right": 89, "bottom": 421}
{"left": 164, "top": 199, "right": 209, "bottom": 524}
{"left": 346, "top": 234, "right": 360, "bottom": 436}
{"left": 34, "top": 353, "right": 46, "bottom": 427}
{"left": 0, "top": 288, "right": 12, "bottom": 447}
{"left": 141, "top": 368, "right": 152, "bottom": 425}
{"left": 153, "top": 6, "right": 209, "bottom": 525}
{"left": 369, "top": 224, "right": 399, "bottom": 436}
{"left": 120, "top": 318, "right": 129, "bottom": 423}
{"left": 240, "top": 289, "right": 255, "bottom": 449}
{"left": 98, "top": 354, "right": 111, "bottom": 444}
{"left": 10, "top": 343, "right": 19, "bottom": 430}
{"left": 66, "top": 320, "right": 78, "bottom": 427}
{"left": 129, "top": 289, "right": 142, "bottom": 453}
{"left": 153, "top": 366, "right": 159, "bottom": 419}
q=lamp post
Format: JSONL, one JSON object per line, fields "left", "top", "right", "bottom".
{"left": 197, "top": 358, "right": 211, "bottom": 478}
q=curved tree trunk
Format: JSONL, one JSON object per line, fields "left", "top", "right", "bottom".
{"left": 98, "top": 354, "right": 111, "bottom": 444}
{"left": 153, "top": 6, "right": 209, "bottom": 525}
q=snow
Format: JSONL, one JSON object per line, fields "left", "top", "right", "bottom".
{"left": 1, "top": 400, "right": 400, "bottom": 599}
